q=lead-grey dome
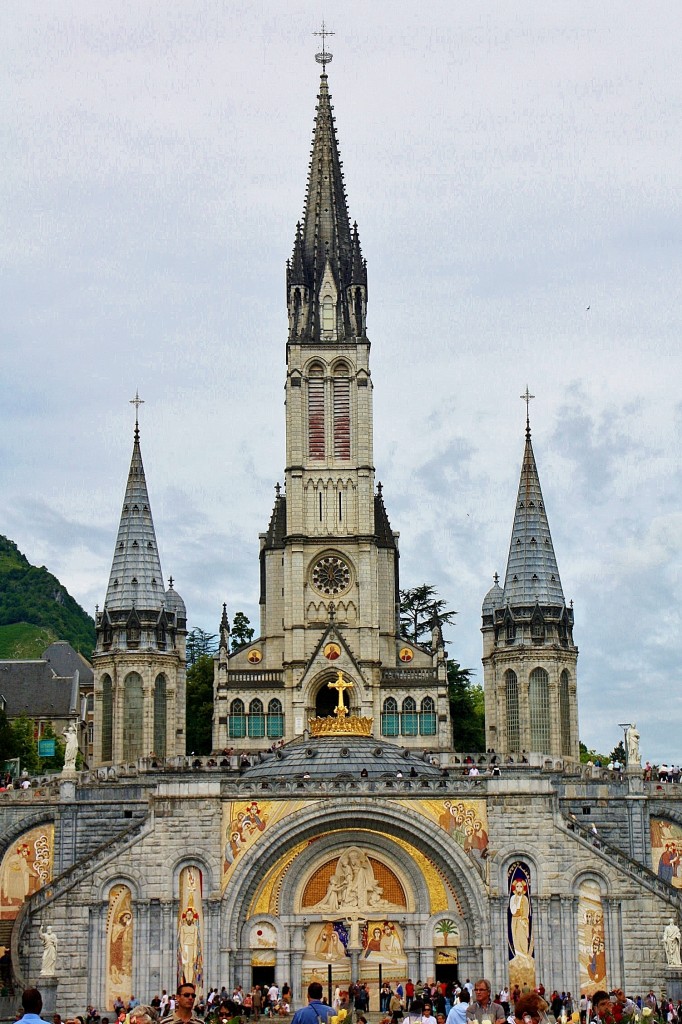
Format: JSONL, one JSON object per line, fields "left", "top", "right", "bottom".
{"left": 242, "top": 734, "right": 443, "bottom": 781}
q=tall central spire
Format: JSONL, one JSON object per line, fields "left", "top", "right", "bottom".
{"left": 287, "top": 55, "right": 368, "bottom": 343}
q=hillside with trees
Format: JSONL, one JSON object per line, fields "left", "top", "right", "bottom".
{"left": 0, "top": 535, "right": 95, "bottom": 658}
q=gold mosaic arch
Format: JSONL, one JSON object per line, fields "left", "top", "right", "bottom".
{"left": 301, "top": 855, "right": 407, "bottom": 909}
{"left": 246, "top": 828, "right": 458, "bottom": 918}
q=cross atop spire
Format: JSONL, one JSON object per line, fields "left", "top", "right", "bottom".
{"left": 520, "top": 386, "right": 535, "bottom": 439}
{"left": 313, "top": 21, "right": 334, "bottom": 71}
{"left": 130, "top": 390, "right": 144, "bottom": 440}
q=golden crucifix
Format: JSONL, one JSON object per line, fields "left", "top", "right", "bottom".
{"left": 327, "top": 670, "right": 353, "bottom": 719}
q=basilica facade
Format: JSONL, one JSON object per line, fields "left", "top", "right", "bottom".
{"left": 1, "top": 56, "right": 682, "bottom": 1018}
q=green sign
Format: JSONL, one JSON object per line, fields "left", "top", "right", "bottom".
{"left": 38, "top": 738, "right": 56, "bottom": 757}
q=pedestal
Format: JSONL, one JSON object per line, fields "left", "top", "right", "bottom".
{"left": 59, "top": 777, "right": 77, "bottom": 801}
{"left": 665, "top": 968, "right": 682, "bottom": 1000}
{"left": 39, "top": 977, "right": 58, "bottom": 1017}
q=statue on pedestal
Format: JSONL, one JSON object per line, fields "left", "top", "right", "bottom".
{"left": 663, "top": 918, "right": 681, "bottom": 967}
{"left": 39, "top": 924, "right": 58, "bottom": 977}
{"left": 63, "top": 721, "right": 79, "bottom": 773}
{"left": 626, "top": 723, "right": 641, "bottom": 766}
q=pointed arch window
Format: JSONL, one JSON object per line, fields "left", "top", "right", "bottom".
{"left": 322, "top": 295, "right": 335, "bottom": 333}
{"left": 333, "top": 363, "right": 351, "bottom": 460}
{"left": 560, "top": 669, "right": 572, "bottom": 756}
{"left": 101, "top": 674, "right": 113, "bottom": 762}
{"left": 153, "top": 674, "right": 167, "bottom": 757}
{"left": 420, "top": 696, "right": 437, "bottom": 736}
{"left": 248, "top": 698, "right": 265, "bottom": 738}
{"left": 267, "top": 698, "right": 284, "bottom": 738}
{"left": 123, "top": 672, "right": 143, "bottom": 761}
{"left": 505, "top": 670, "right": 520, "bottom": 752}
{"left": 308, "top": 364, "right": 325, "bottom": 460}
{"left": 381, "top": 697, "right": 399, "bottom": 737}
{"left": 529, "top": 667, "right": 551, "bottom": 753}
{"left": 229, "top": 698, "right": 246, "bottom": 739}
{"left": 402, "top": 696, "right": 419, "bottom": 736}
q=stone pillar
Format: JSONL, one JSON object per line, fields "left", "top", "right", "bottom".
{"left": 136, "top": 899, "right": 150, "bottom": 1001}
{"left": 534, "top": 897, "right": 551, "bottom": 989}
{"left": 665, "top": 969, "right": 682, "bottom": 1001}
{"left": 207, "top": 898, "right": 221, "bottom": 990}
{"left": 160, "top": 899, "right": 174, "bottom": 993}
{"left": 560, "top": 896, "right": 579, "bottom": 998}
{"left": 40, "top": 977, "right": 58, "bottom": 1017}
{"left": 291, "top": 951, "right": 304, "bottom": 1006}
{"left": 604, "top": 897, "right": 624, "bottom": 989}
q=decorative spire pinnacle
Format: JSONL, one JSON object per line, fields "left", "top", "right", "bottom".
{"left": 520, "top": 386, "right": 534, "bottom": 440}
{"left": 130, "top": 389, "right": 144, "bottom": 442}
{"left": 313, "top": 21, "right": 334, "bottom": 71}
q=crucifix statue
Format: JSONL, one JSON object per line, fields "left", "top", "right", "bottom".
{"left": 327, "top": 670, "right": 353, "bottom": 719}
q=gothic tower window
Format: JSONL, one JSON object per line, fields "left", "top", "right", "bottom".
{"left": 101, "top": 674, "right": 113, "bottom": 762}
{"left": 229, "top": 698, "right": 246, "bottom": 739}
{"left": 505, "top": 670, "right": 520, "bottom": 752}
{"left": 333, "top": 362, "right": 351, "bottom": 460}
{"left": 267, "top": 698, "right": 284, "bottom": 738}
{"left": 123, "top": 671, "right": 143, "bottom": 761}
{"left": 308, "top": 363, "right": 325, "bottom": 460}
{"left": 322, "top": 295, "right": 335, "bottom": 333}
{"left": 153, "top": 673, "right": 167, "bottom": 757}
{"left": 560, "top": 669, "right": 572, "bottom": 756}
{"left": 420, "top": 696, "right": 437, "bottom": 736}
{"left": 529, "top": 667, "right": 551, "bottom": 753}
{"left": 354, "top": 287, "right": 364, "bottom": 335}
{"left": 249, "top": 698, "right": 265, "bottom": 738}
{"left": 402, "top": 696, "right": 418, "bottom": 736}
{"left": 381, "top": 697, "right": 399, "bottom": 737}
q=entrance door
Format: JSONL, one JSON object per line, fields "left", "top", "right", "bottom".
{"left": 434, "top": 964, "right": 459, "bottom": 985}
{"left": 252, "top": 966, "right": 275, "bottom": 989}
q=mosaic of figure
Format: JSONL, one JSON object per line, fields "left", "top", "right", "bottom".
{"left": 0, "top": 826, "right": 53, "bottom": 922}
{"left": 177, "top": 866, "right": 204, "bottom": 997}
{"left": 310, "top": 847, "right": 401, "bottom": 913}
{"left": 106, "top": 885, "right": 133, "bottom": 1009}
{"left": 411, "top": 799, "right": 490, "bottom": 882}
{"left": 577, "top": 879, "right": 607, "bottom": 993}
{"left": 507, "top": 862, "right": 535, "bottom": 991}
{"left": 361, "top": 920, "right": 405, "bottom": 965}
{"left": 650, "top": 818, "right": 682, "bottom": 887}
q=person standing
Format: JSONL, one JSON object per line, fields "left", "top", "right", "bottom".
{"left": 20, "top": 989, "right": 46, "bottom": 1024}
{"left": 466, "top": 982, "right": 505, "bottom": 1024}
{"left": 291, "top": 984, "right": 336, "bottom": 1024}
{"left": 163, "top": 984, "right": 203, "bottom": 1024}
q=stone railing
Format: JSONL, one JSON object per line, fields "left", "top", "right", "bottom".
{"left": 560, "top": 812, "right": 682, "bottom": 909}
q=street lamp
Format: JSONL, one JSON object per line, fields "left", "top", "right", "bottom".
{"left": 618, "top": 723, "right": 632, "bottom": 765}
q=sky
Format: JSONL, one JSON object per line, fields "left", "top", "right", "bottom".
{"left": 2, "top": 1, "right": 682, "bottom": 763}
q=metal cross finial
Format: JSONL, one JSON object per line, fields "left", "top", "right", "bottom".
{"left": 314, "top": 21, "right": 334, "bottom": 71}
{"left": 493, "top": 572, "right": 500, "bottom": 586}
{"left": 520, "top": 385, "right": 535, "bottom": 438}
{"left": 130, "top": 390, "right": 144, "bottom": 439}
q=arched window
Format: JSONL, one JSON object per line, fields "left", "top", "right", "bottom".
{"left": 333, "top": 363, "right": 350, "bottom": 460}
{"left": 249, "top": 698, "right": 265, "bottom": 738}
{"left": 560, "top": 669, "right": 572, "bottom": 756}
{"left": 420, "top": 696, "right": 437, "bottom": 735}
{"left": 505, "top": 670, "right": 520, "bottom": 752}
{"left": 153, "top": 674, "right": 167, "bottom": 757}
{"left": 322, "top": 295, "right": 335, "bottom": 333}
{"left": 86, "top": 692, "right": 94, "bottom": 714}
{"left": 402, "top": 696, "right": 418, "bottom": 736}
{"left": 123, "top": 672, "right": 143, "bottom": 761}
{"left": 267, "top": 698, "right": 284, "bottom": 738}
{"left": 101, "top": 674, "right": 113, "bottom": 762}
{"left": 529, "top": 667, "right": 551, "bottom": 753}
{"left": 381, "top": 697, "right": 399, "bottom": 737}
{"left": 308, "top": 363, "right": 325, "bottom": 459}
{"left": 229, "top": 698, "right": 246, "bottom": 739}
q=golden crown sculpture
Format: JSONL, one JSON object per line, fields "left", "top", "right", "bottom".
{"left": 309, "top": 670, "right": 374, "bottom": 737}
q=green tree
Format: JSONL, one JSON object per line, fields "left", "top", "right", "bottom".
{"left": 186, "top": 654, "right": 214, "bottom": 755}
{"left": 230, "top": 611, "right": 255, "bottom": 652}
{"left": 0, "top": 707, "right": 17, "bottom": 761}
{"left": 610, "top": 741, "right": 626, "bottom": 765}
{"left": 186, "top": 627, "right": 219, "bottom": 667}
{"left": 448, "top": 660, "right": 484, "bottom": 751}
{"left": 399, "top": 585, "right": 457, "bottom": 645}
{"left": 10, "top": 714, "right": 42, "bottom": 775}
{"left": 579, "top": 741, "right": 610, "bottom": 765}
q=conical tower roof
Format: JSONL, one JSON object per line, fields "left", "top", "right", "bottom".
{"left": 103, "top": 420, "right": 165, "bottom": 613}
{"left": 502, "top": 418, "right": 565, "bottom": 607}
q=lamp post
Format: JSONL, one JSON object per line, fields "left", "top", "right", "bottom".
{"left": 618, "top": 723, "right": 632, "bottom": 765}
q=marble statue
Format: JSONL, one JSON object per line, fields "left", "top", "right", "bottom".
{"left": 313, "top": 846, "right": 399, "bottom": 913}
{"left": 626, "top": 723, "right": 641, "bottom": 766}
{"left": 63, "top": 721, "right": 79, "bottom": 772}
{"left": 664, "top": 919, "right": 681, "bottom": 967}
{"left": 39, "top": 925, "right": 58, "bottom": 976}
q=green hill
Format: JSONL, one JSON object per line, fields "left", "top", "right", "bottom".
{"left": 0, "top": 536, "right": 96, "bottom": 658}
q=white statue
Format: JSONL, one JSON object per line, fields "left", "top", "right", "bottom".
{"left": 39, "top": 925, "right": 58, "bottom": 977}
{"left": 626, "top": 723, "right": 641, "bottom": 766}
{"left": 63, "top": 721, "right": 79, "bottom": 772}
{"left": 313, "top": 846, "right": 399, "bottom": 913}
{"left": 663, "top": 919, "right": 681, "bottom": 967}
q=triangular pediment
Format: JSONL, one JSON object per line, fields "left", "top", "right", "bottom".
{"left": 299, "top": 622, "right": 369, "bottom": 697}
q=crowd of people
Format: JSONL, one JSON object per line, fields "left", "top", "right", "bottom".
{"left": 12, "top": 978, "right": 682, "bottom": 1024}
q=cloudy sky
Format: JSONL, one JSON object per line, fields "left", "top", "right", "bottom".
{"left": 2, "top": 1, "right": 681, "bottom": 762}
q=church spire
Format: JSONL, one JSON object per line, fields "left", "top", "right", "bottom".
{"left": 103, "top": 404, "right": 165, "bottom": 613}
{"left": 287, "top": 42, "right": 367, "bottom": 342}
{"left": 502, "top": 399, "right": 565, "bottom": 607}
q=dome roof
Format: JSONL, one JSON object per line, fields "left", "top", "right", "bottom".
{"left": 482, "top": 581, "right": 503, "bottom": 614}
{"left": 242, "top": 734, "right": 443, "bottom": 781}
{"left": 165, "top": 586, "right": 186, "bottom": 619}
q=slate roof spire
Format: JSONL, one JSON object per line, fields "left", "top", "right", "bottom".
{"left": 502, "top": 405, "right": 565, "bottom": 607}
{"left": 103, "top": 407, "right": 165, "bottom": 613}
{"left": 287, "top": 56, "right": 367, "bottom": 342}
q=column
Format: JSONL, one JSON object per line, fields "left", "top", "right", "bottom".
{"left": 534, "top": 897, "right": 551, "bottom": 989}
{"left": 160, "top": 899, "right": 174, "bottom": 992}
{"left": 559, "top": 896, "right": 579, "bottom": 998}
{"left": 207, "top": 898, "right": 221, "bottom": 989}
